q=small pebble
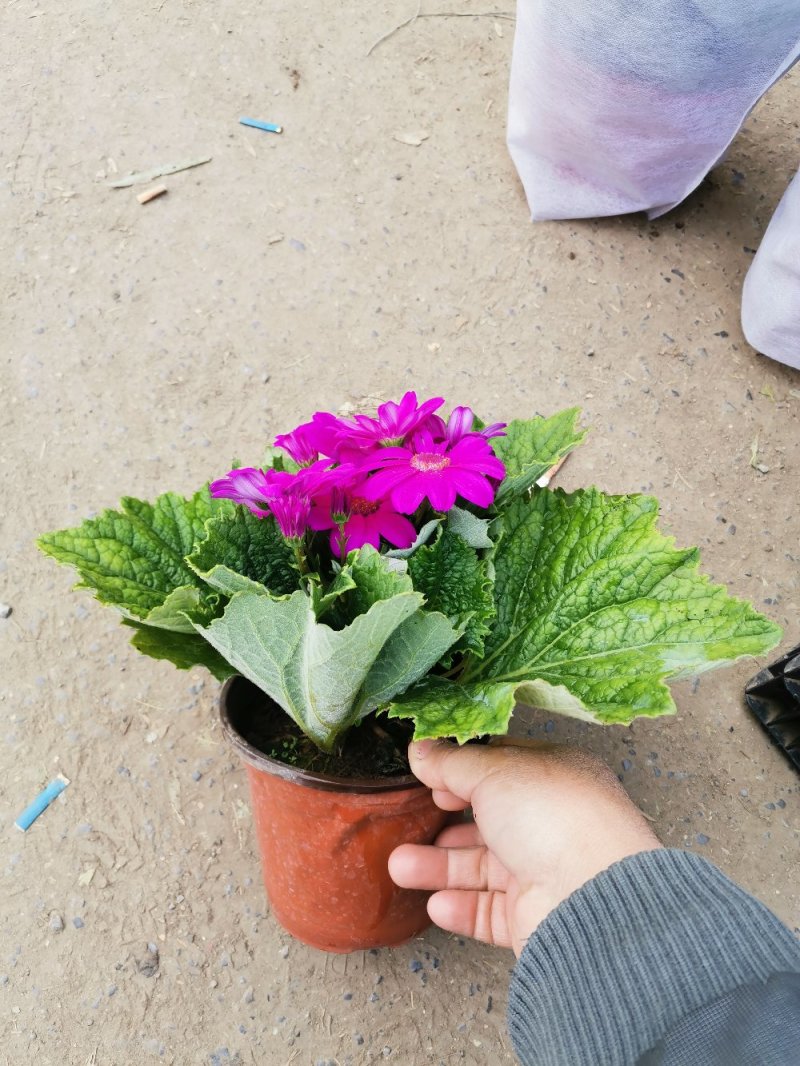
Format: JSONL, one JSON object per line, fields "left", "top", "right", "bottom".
{"left": 243, "top": 987, "right": 254, "bottom": 1004}
{"left": 369, "top": 992, "right": 379, "bottom": 1003}
{"left": 621, "top": 759, "right": 632, "bottom": 772}
{"left": 49, "top": 913, "right": 64, "bottom": 933}
{"left": 777, "top": 800, "right": 786, "bottom": 809}
{"left": 279, "top": 945, "right": 289, "bottom": 959}
{"left": 765, "top": 802, "right": 777, "bottom": 811}
{"left": 72, "top": 917, "right": 84, "bottom": 929}
{"left": 343, "top": 992, "right": 353, "bottom": 1001}
{"left": 409, "top": 960, "right": 423, "bottom": 973}
{"left": 740, "top": 788, "right": 749, "bottom": 798}
{"left": 354, "top": 1034, "right": 365, "bottom": 1046}
{"left": 0, "top": 603, "right": 12, "bottom": 618}
{"left": 696, "top": 834, "right": 710, "bottom": 846}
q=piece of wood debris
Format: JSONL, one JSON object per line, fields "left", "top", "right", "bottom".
{"left": 109, "top": 156, "right": 211, "bottom": 189}
{"left": 393, "top": 130, "right": 430, "bottom": 147}
{"left": 536, "top": 453, "right": 570, "bottom": 488}
{"left": 137, "top": 184, "right": 168, "bottom": 205}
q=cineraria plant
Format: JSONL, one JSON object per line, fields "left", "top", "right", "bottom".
{"left": 38, "top": 395, "right": 782, "bottom": 752}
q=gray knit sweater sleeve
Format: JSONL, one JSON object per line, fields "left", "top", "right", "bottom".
{"left": 507, "top": 849, "right": 800, "bottom": 1065}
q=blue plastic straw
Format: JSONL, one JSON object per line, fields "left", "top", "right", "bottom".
{"left": 239, "top": 117, "right": 283, "bottom": 134}
{"left": 15, "top": 775, "right": 70, "bottom": 832}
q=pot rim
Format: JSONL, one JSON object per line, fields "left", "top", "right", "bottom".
{"left": 219, "top": 676, "right": 424, "bottom": 794}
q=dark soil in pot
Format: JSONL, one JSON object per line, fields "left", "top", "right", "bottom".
{"left": 226, "top": 677, "right": 415, "bottom": 778}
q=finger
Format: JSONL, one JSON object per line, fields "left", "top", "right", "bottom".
{"left": 408, "top": 738, "right": 519, "bottom": 806}
{"left": 427, "top": 889, "right": 512, "bottom": 949}
{"left": 431, "top": 788, "right": 469, "bottom": 812}
{"left": 435, "top": 822, "right": 483, "bottom": 848}
{"left": 388, "top": 843, "right": 510, "bottom": 893}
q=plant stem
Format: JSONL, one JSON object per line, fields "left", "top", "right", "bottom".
{"left": 292, "top": 541, "right": 309, "bottom": 575}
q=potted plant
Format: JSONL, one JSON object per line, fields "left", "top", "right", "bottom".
{"left": 38, "top": 395, "right": 782, "bottom": 952}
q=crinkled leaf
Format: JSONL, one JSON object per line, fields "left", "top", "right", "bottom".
{"left": 187, "top": 507, "right": 298, "bottom": 597}
{"left": 465, "top": 488, "right": 782, "bottom": 725}
{"left": 446, "top": 506, "right": 494, "bottom": 549}
{"left": 492, "top": 408, "right": 586, "bottom": 504}
{"left": 196, "top": 587, "right": 424, "bottom": 750}
{"left": 142, "top": 585, "right": 221, "bottom": 633}
{"left": 309, "top": 567, "right": 358, "bottom": 618}
{"left": 387, "top": 676, "right": 517, "bottom": 743}
{"left": 358, "top": 610, "right": 462, "bottom": 717}
{"left": 385, "top": 518, "right": 442, "bottom": 559}
{"left": 37, "top": 488, "right": 232, "bottom": 618}
{"left": 408, "top": 529, "right": 495, "bottom": 661}
{"left": 343, "top": 545, "right": 414, "bottom": 617}
{"left": 124, "top": 620, "right": 236, "bottom": 681}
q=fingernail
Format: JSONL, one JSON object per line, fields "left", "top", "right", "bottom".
{"left": 410, "top": 739, "right": 437, "bottom": 760}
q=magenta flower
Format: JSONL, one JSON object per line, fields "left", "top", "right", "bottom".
{"left": 270, "top": 494, "right": 311, "bottom": 539}
{"left": 362, "top": 432, "right": 506, "bottom": 513}
{"left": 210, "top": 467, "right": 292, "bottom": 517}
{"left": 273, "top": 423, "right": 320, "bottom": 465}
{"left": 423, "top": 406, "right": 507, "bottom": 445}
{"left": 309, "top": 477, "right": 416, "bottom": 556}
{"left": 336, "top": 392, "right": 445, "bottom": 454}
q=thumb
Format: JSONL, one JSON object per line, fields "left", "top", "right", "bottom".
{"left": 408, "top": 738, "right": 511, "bottom": 805}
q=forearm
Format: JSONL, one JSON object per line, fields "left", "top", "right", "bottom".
{"left": 508, "top": 849, "right": 800, "bottom": 1065}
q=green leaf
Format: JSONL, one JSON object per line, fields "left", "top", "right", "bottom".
{"left": 309, "top": 567, "right": 358, "bottom": 619}
{"left": 195, "top": 587, "right": 425, "bottom": 750}
{"left": 359, "top": 610, "right": 462, "bottom": 716}
{"left": 466, "top": 488, "right": 783, "bottom": 725}
{"left": 124, "top": 621, "right": 236, "bottom": 681}
{"left": 187, "top": 507, "right": 298, "bottom": 597}
{"left": 446, "top": 506, "right": 494, "bottom": 549}
{"left": 408, "top": 529, "right": 495, "bottom": 661}
{"left": 493, "top": 408, "right": 587, "bottom": 503}
{"left": 385, "top": 518, "right": 442, "bottom": 559}
{"left": 37, "top": 488, "right": 232, "bottom": 619}
{"left": 142, "top": 585, "right": 221, "bottom": 633}
{"left": 343, "top": 545, "right": 414, "bottom": 617}
{"left": 387, "top": 677, "right": 518, "bottom": 743}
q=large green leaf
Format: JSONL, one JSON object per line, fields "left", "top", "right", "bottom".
{"left": 407, "top": 528, "right": 495, "bottom": 661}
{"left": 187, "top": 507, "right": 298, "bottom": 598}
{"left": 359, "top": 611, "right": 462, "bottom": 716}
{"left": 387, "top": 677, "right": 518, "bottom": 743}
{"left": 124, "top": 621, "right": 236, "bottom": 681}
{"left": 465, "top": 488, "right": 782, "bottom": 724}
{"left": 196, "top": 587, "right": 427, "bottom": 750}
{"left": 37, "top": 489, "right": 232, "bottom": 618}
{"left": 492, "top": 408, "right": 587, "bottom": 504}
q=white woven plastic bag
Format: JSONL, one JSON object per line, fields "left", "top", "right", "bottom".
{"left": 508, "top": 1, "right": 800, "bottom": 367}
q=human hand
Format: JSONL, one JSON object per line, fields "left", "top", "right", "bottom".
{"left": 389, "top": 738, "right": 662, "bottom": 956}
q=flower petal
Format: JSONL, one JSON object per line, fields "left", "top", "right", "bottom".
{"left": 391, "top": 479, "right": 428, "bottom": 514}
{"left": 425, "top": 477, "right": 458, "bottom": 512}
{"left": 376, "top": 511, "right": 416, "bottom": 548}
{"left": 450, "top": 469, "right": 496, "bottom": 508}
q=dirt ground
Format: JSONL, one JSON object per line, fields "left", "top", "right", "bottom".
{"left": 2, "top": 2, "right": 799, "bottom": 1063}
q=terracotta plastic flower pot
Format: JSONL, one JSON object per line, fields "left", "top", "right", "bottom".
{"left": 220, "top": 676, "right": 448, "bottom": 953}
